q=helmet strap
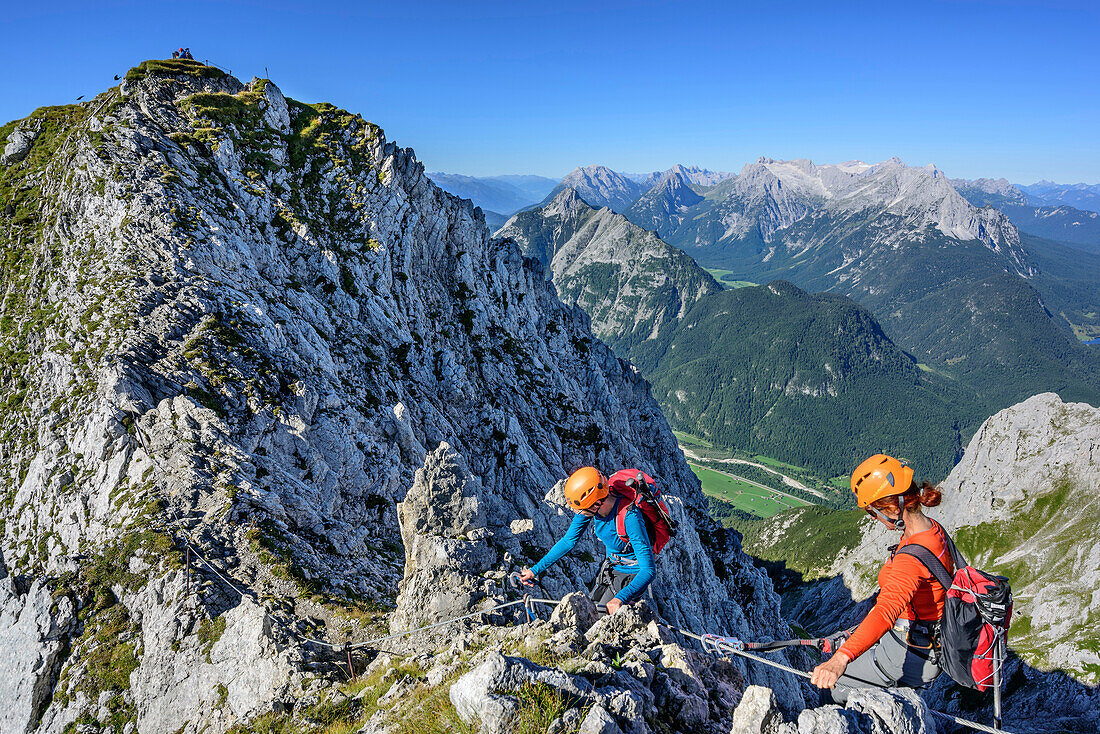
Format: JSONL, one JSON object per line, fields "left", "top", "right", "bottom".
{"left": 866, "top": 501, "right": 905, "bottom": 531}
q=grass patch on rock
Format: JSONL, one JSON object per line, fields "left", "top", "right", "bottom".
{"left": 125, "top": 59, "right": 227, "bottom": 82}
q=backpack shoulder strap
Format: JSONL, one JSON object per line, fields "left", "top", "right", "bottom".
{"left": 613, "top": 493, "right": 632, "bottom": 544}
{"left": 941, "top": 527, "right": 969, "bottom": 573}
{"left": 896, "top": 543, "right": 955, "bottom": 590}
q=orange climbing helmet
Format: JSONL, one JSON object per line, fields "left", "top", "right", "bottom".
{"left": 563, "top": 467, "right": 608, "bottom": 511}
{"left": 851, "top": 454, "right": 914, "bottom": 508}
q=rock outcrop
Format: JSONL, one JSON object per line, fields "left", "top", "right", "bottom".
{"left": 0, "top": 553, "right": 77, "bottom": 734}
{"left": 0, "top": 60, "right": 798, "bottom": 731}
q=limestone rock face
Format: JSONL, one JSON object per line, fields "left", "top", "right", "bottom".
{"left": 391, "top": 443, "right": 499, "bottom": 632}
{"left": 549, "top": 591, "right": 599, "bottom": 634}
{"left": 729, "top": 685, "right": 795, "bottom": 734}
{"left": 0, "top": 554, "right": 77, "bottom": 734}
{"left": 0, "top": 60, "right": 802, "bottom": 730}
{"left": 121, "top": 573, "right": 300, "bottom": 734}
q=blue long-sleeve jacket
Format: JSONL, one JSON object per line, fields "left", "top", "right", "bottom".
{"left": 529, "top": 496, "right": 656, "bottom": 603}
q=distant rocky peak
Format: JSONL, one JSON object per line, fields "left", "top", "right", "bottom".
{"left": 543, "top": 186, "right": 596, "bottom": 217}
{"left": 653, "top": 167, "right": 692, "bottom": 190}
{"left": 563, "top": 164, "right": 628, "bottom": 185}
{"left": 549, "top": 165, "right": 645, "bottom": 212}
{"left": 728, "top": 156, "right": 1027, "bottom": 257}
{"left": 641, "top": 164, "right": 734, "bottom": 188}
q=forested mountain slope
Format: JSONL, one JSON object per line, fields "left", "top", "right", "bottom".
{"left": 630, "top": 281, "right": 973, "bottom": 478}
{"left": 654, "top": 158, "right": 1100, "bottom": 411}
{"left": 502, "top": 195, "right": 977, "bottom": 479}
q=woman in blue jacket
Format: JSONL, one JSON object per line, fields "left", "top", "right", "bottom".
{"left": 519, "top": 467, "right": 656, "bottom": 615}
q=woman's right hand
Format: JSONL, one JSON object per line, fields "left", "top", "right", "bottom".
{"left": 519, "top": 568, "right": 536, "bottom": 585}
{"left": 810, "top": 652, "right": 850, "bottom": 689}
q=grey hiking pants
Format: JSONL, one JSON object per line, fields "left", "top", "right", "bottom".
{"left": 588, "top": 559, "right": 637, "bottom": 612}
{"left": 831, "top": 620, "right": 941, "bottom": 704}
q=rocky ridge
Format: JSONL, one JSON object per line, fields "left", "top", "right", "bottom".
{"left": 0, "top": 60, "right": 812, "bottom": 733}
{"left": 542, "top": 166, "right": 646, "bottom": 213}
{"left": 948, "top": 178, "right": 1029, "bottom": 209}
{"left": 637, "top": 165, "right": 734, "bottom": 189}
{"left": 675, "top": 156, "right": 1027, "bottom": 272}
{"left": 496, "top": 188, "right": 721, "bottom": 353}
{"left": 624, "top": 170, "right": 705, "bottom": 240}
{"left": 1019, "top": 181, "right": 1100, "bottom": 213}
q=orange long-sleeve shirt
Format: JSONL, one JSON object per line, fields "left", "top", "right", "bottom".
{"left": 838, "top": 519, "right": 953, "bottom": 662}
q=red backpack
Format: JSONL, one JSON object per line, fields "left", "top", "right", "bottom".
{"left": 897, "top": 529, "right": 1012, "bottom": 692}
{"left": 607, "top": 469, "right": 676, "bottom": 555}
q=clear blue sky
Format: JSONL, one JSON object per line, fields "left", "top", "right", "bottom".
{"left": 2, "top": 0, "right": 1097, "bottom": 182}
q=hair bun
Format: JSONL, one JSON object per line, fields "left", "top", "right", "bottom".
{"left": 919, "top": 483, "right": 943, "bottom": 508}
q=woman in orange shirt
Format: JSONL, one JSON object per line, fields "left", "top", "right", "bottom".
{"left": 811, "top": 454, "right": 952, "bottom": 703}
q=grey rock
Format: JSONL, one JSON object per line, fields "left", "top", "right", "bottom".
{"left": 550, "top": 591, "right": 599, "bottom": 634}
{"left": 449, "top": 650, "right": 594, "bottom": 727}
{"left": 584, "top": 602, "right": 658, "bottom": 648}
{"left": 797, "top": 705, "right": 868, "bottom": 734}
{"left": 578, "top": 704, "right": 624, "bottom": 734}
{"left": 124, "top": 572, "right": 299, "bottom": 734}
{"left": 846, "top": 689, "right": 936, "bottom": 734}
{"left": 1, "top": 119, "right": 41, "bottom": 165}
{"left": 392, "top": 443, "right": 501, "bottom": 634}
{"left": 730, "top": 685, "right": 793, "bottom": 734}
{"left": 0, "top": 563, "right": 76, "bottom": 734}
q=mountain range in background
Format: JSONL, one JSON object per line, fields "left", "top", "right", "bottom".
{"left": 499, "top": 189, "right": 976, "bottom": 480}
{"left": 949, "top": 177, "right": 1100, "bottom": 255}
{"left": 429, "top": 165, "right": 1100, "bottom": 257}
{"left": 494, "top": 157, "right": 1100, "bottom": 480}
{"left": 1019, "top": 180, "right": 1100, "bottom": 212}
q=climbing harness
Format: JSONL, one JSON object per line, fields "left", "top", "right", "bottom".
{"left": 124, "top": 410, "right": 1010, "bottom": 733}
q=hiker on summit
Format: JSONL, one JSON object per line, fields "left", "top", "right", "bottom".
{"left": 810, "top": 454, "right": 950, "bottom": 703}
{"left": 519, "top": 467, "right": 673, "bottom": 615}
